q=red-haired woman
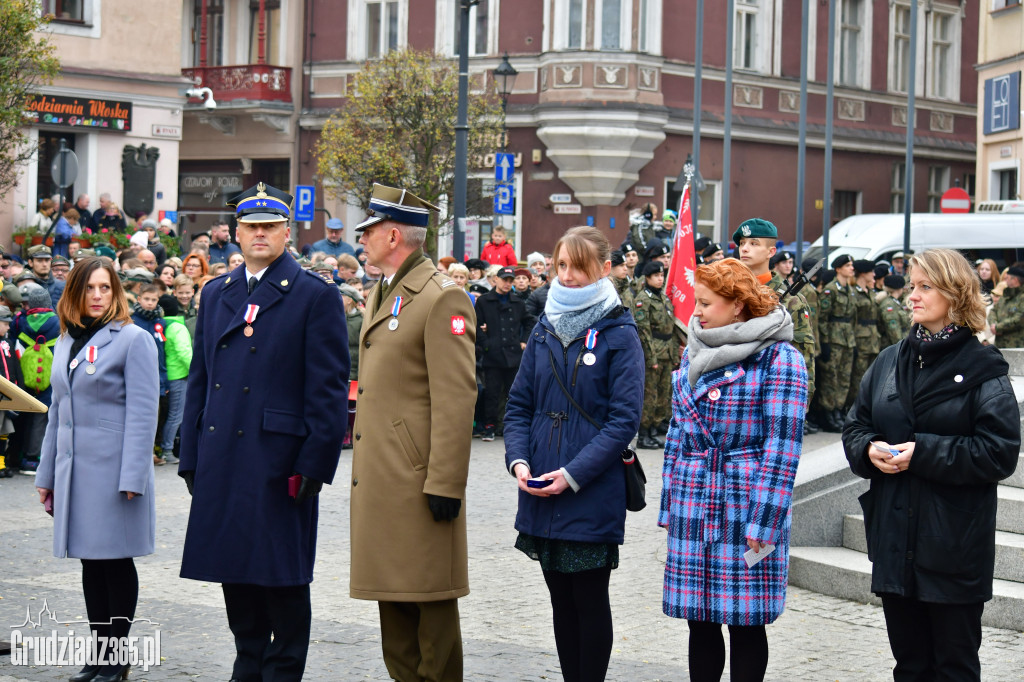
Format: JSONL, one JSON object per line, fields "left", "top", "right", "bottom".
{"left": 660, "top": 257, "right": 807, "bottom": 682}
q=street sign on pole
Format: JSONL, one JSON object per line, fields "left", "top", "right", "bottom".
{"left": 495, "top": 153, "right": 515, "bottom": 182}
{"left": 494, "top": 183, "right": 514, "bottom": 215}
{"left": 294, "top": 185, "right": 316, "bottom": 221}
{"left": 940, "top": 187, "right": 971, "bottom": 214}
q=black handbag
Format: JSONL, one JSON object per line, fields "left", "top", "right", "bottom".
{"left": 547, "top": 350, "right": 647, "bottom": 511}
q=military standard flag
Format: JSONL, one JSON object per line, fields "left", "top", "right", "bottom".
{"left": 666, "top": 183, "right": 697, "bottom": 331}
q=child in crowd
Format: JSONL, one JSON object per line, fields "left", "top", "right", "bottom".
{"left": 0, "top": 305, "right": 24, "bottom": 477}
{"left": 480, "top": 226, "right": 517, "bottom": 267}
{"left": 157, "top": 294, "right": 192, "bottom": 465}
{"left": 131, "top": 283, "right": 169, "bottom": 464}
{"left": 340, "top": 284, "right": 364, "bottom": 450}
{"left": 172, "top": 274, "right": 197, "bottom": 339}
{"left": 11, "top": 284, "right": 61, "bottom": 473}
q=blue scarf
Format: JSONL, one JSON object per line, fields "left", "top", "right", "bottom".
{"left": 545, "top": 276, "right": 620, "bottom": 345}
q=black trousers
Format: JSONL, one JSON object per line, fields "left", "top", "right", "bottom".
{"left": 81, "top": 559, "right": 138, "bottom": 673}
{"left": 542, "top": 567, "right": 613, "bottom": 682}
{"left": 222, "top": 583, "right": 311, "bottom": 682}
{"left": 881, "top": 595, "right": 984, "bottom": 682}
{"left": 482, "top": 366, "right": 518, "bottom": 428}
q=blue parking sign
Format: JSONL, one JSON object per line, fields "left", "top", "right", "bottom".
{"left": 294, "top": 185, "right": 316, "bottom": 221}
{"left": 494, "top": 183, "right": 514, "bottom": 215}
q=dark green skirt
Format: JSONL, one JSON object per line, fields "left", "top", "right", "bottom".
{"left": 515, "top": 533, "right": 619, "bottom": 573}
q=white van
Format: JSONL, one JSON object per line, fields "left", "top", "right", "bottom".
{"left": 804, "top": 212, "right": 1024, "bottom": 268}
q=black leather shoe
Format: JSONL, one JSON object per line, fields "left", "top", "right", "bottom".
{"left": 636, "top": 434, "right": 662, "bottom": 449}
{"left": 803, "top": 421, "right": 819, "bottom": 436}
{"left": 656, "top": 420, "right": 670, "bottom": 435}
{"left": 833, "top": 408, "right": 846, "bottom": 430}
{"left": 70, "top": 666, "right": 100, "bottom": 682}
{"left": 92, "top": 665, "right": 129, "bottom": 682}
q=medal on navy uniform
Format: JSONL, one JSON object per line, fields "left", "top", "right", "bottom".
{"left": 388, "top": 296, "right": 403, "bottom": 331}
{"left": 583, "top": 328, "right": 598, "bottom": 365}
{"left": 244, "top": 303, "right": 260, "bottom": 337}
{"left": 85, "top": 346, "right": 97, "bottom": 374}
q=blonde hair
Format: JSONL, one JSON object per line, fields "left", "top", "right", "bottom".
{"left": 909, "top": 249, "right": 987, "bottom": 332}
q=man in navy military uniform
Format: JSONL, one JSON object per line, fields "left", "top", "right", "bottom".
{"left": 178, "top": 182, "right": 349, "bottom": 682}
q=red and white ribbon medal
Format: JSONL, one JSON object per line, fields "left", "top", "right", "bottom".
{"left": 583, "top": 329, "right": 598, "bottom": 366}
{"left": 388, "top": 296, "right": 403, "bottom": 331}
{"left": 85, "top": 346, "right": 98, "bottom": 375}
{"left": 243, "top": 304, "right": 260, "bottom": 337}
{"left": 154, "top": 323, "right": 165, "bottom": 343}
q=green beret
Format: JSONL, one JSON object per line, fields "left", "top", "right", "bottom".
{"left": 732, "top": 218, "right": 778, "bottom": 245}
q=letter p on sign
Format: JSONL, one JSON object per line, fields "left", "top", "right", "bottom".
{"left": 295, "top": 185, "right": 316, "bottom": 222}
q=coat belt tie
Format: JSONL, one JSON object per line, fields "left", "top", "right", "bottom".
{"left": 545, "top": 411, "right": 568, "bottom": 452}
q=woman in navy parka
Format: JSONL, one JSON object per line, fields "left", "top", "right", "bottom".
{"left": 504, "top": 225, "right": 644, "bottom": 682}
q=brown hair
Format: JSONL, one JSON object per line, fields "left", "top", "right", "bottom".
{"left": 63, "top": 208, "right": 80, "bottom": 222}
{"left": 909, "top": 249, "right": 987, "bottom": 332}
{"left": 695, "top": 257, "right": 779, "bottom": 318}
{"left": 552, "top": 226, "right": 611, "bottom": 283}
{"left": 182, "top": 253, "right": 209, "bottom": 280}
{"left": 39, "top": 198, "right": 55, "bottom": 212}
{"left": 139, "top": 283, "right": 161, "bottom": 297}
{"left": 56, "top": 257, "right": 133, "bottom": 333}
{"left": 337, "top": 254, "right": 359, "bottom": 271}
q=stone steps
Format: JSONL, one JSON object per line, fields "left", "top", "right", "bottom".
{"left": 842, "top": 514, "right": 1024, "bottom": 584}
{"left": 788, "top": 546, "right": 1024, "bottom": 631}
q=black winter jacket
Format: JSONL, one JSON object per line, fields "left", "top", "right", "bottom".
{"left": 843, "top": 336, "right": 1020, "bottom": 603}
{"left": 474, "top": 290, "right": 535, "bottom": 368}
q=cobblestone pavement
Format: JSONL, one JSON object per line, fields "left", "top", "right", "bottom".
{"left": 3, "top": 433, "right": 1024, "bottom": 681}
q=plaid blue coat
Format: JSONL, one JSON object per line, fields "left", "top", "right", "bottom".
{"left": 659, "top": 340, "right": 807, "bottom": 625}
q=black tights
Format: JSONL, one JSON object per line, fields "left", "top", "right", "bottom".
{"left": 81, "top": 558, "right": 138, "bottom": 673}
{"left": 687, "top": 620, "right": 768, "bottom": 682}
{"left": 542, "top": 567, "right": 613, "bottom": 682}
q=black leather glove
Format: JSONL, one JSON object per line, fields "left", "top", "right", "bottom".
{"left": 294, "top": 476, "right": 323, "bottom": 504}
{"left": 181, "top": 470, "right": 195, "bottom": 496}
{"left": 818, "top": 342, "right": 831, "bottom": 364}
{"left": 427, "top": 494, "right": 462, "bottom": 522}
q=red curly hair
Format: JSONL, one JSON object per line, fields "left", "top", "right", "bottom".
{"left": 695, "top": 257, "right": 778, "bottom": 318}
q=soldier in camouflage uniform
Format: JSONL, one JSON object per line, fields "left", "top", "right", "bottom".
{"left": 609, "top": 250, "right": 634, "bottom": 309}
{"left": 634, "top": 261, "right": 678, "bottom": 449}
{"left": 817, "top": 254, "right": 857, "bottom": 432}
{"left": 734, "top": 218, "right": 816, "bottom": 434}
{"left": 992, "top": 267, "right": 1024, "bottom": 348}
{"left": 877, "top": 274, "right": 910, "bottom": 349}
{"left": 800, "top": 258, "right": 821, "bottom": 350}
{"left": 846, "top": 260, "right": 882, "bottom": 409}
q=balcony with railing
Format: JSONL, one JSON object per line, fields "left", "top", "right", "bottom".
{"left": 182, "top": 64, "right": 292, "bottom": 106}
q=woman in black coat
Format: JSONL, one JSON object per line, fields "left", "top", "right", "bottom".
{"left": 843, "top": 248, "right": 1020, "bottom": 681}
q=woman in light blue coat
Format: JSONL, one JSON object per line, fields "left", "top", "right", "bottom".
{"left": 36, "top": 257, "right": 159, "bottom": 682}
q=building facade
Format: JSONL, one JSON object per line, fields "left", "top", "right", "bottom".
{"left": 976, "top": 0, "right": 1023, "bottom": 203}
{"left": 176, "top": 0, "right": 306, "bottom": 242}
{"left": 1, "top": 0, "right": 187, "bottom": 245}
{"left": 298, "top": 0, "right": 978, "bottom": 257}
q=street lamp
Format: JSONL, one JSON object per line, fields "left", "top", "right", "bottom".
{"left": 493, "top": 52, "right": 517, "bottom": 150}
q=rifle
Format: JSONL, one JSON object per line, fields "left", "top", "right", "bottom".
{"left": 780, "top": 257, "right": 826, "bottom": 300}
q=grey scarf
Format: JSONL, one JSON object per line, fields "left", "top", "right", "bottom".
{"left": 686, "top": 305, "right": 793, "bottom": 387}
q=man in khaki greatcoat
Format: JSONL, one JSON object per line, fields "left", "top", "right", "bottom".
{"left": 351, "top": 183, "right": 477, "bottom": 681}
